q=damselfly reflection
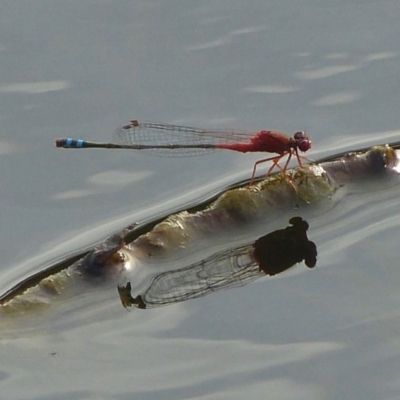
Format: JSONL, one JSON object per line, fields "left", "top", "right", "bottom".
{"left": 118, "top": 217, "right": 317, "bottom": 309}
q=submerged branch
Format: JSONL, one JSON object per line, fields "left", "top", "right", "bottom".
{"left": 0, "top": 145, "right": 398, "bottom": 310}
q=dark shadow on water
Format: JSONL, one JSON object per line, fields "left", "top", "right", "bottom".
{"left": 118, "top": 216, "right": 316, "bottom": 309}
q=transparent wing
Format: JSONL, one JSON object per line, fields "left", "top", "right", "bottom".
{"left": 136, "top": 244, "right": 263, "bottom": 308}
{"left": 113, "top": 120, "right": 255, "bottom": 157}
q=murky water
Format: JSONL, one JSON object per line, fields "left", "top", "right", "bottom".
{"left": 1, "top": 1, "right": 400, "bottom": 399}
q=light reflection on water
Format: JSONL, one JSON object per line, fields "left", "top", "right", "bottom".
{"left": 3, "top": 155, "right": 400, "bottom": 321}
{"left": 3, "top": 150, "right": 400, "bottom": 399}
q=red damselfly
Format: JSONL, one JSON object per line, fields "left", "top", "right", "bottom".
{"left": 55, "top": 120, "right": 312, "bottom": 184}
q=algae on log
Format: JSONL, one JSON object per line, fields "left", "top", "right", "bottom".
{"left": 130, "top": 145, "right": 398, "bottom": 257}
{"left": 131, "top": 164, "right": 336, "bottom": 257}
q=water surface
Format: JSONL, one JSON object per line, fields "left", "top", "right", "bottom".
{"left": 1, "top": 1, "right": 400, "bottom": 399}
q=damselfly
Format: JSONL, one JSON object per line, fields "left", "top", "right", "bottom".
{"left": 55, "top": 120, "right": 312, "bottom": 183}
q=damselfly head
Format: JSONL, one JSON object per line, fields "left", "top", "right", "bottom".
{"left": 293, "top": 131, "right": 311, "bottom": 152}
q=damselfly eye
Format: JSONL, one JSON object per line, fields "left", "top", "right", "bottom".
{"left": 298, "top": 139, "right": 311, "bottom": 152}
{"left": 294, "top": 132, "right": 311, "bottom": 152}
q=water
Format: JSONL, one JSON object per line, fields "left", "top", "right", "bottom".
{"left": 1, "top": 0, "right": 400, "bottom": 398}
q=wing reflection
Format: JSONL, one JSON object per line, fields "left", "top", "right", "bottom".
{"left": 118, "top": 217, "right": 317, "bottom": 309}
